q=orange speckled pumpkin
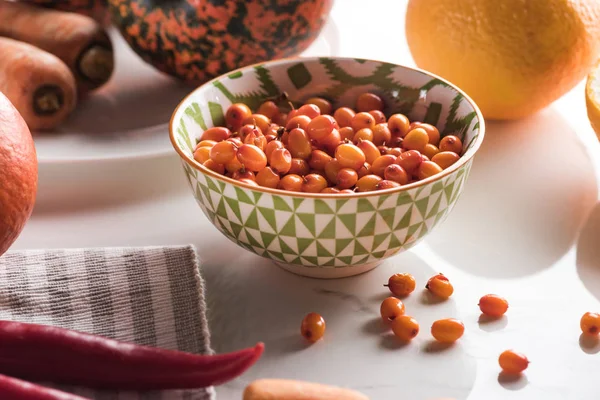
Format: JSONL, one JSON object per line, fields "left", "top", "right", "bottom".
{"left": 106, "top": 0, "right": 334, "bottom": 85}
{"left": 20, "top": 0, "right": 111, "bottom": 25}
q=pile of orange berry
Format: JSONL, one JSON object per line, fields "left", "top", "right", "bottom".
{"left": 192, "top": 92, "right": 465, "bottom": 193}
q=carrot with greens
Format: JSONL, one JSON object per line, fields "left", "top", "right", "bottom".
{"left": 243, "top": 379, "right": 370, "bottom": 400}
{"left": 0, "top": 0, "right": 114, "bottom": 94}
{"left": 0, "top": 37, "right": 77, "bottom": 131}
{"left": 0, "top": 373, "right": 91, "bottom": 400}
{"left": 0, "top": 320, "right": 264, "bottom": 390}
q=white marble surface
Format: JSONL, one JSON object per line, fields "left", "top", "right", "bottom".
{"left": 11, "top": 1, "right": 600, "bottom": 399}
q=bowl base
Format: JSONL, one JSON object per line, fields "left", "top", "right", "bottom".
{"left": 272, "top": 260, "right": 382, "bottom": 279}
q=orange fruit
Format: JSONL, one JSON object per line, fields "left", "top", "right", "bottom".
{"left": 0, "top": 92, "right": 38, "bottom": 256}
{"left": 406, "top": 0, "right": 600, "bottom": 120}
{"left": 585, "top": 61, "right": 600, "bottom": 140}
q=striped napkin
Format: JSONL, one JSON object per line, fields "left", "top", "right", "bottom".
{"left": 0, "top": 245, "right": 215, "bottom": 400}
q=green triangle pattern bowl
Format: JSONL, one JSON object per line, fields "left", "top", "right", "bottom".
{"left": 170, "top": 57, "right": 485, "bottom": 279}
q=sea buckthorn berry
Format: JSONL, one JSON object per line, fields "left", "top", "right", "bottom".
{"left": 380, "top": 297, "right": 406, "bottom": 322}
{"left": 273, "top": 112, "right": 288, "bottom": 126}
{"left": 243, "top": 130, "right": 267, "bottom": 151}
{"left": 426, "top": 273, "right": 454, "bottom": 299}
{"left": 356, "top": 174, "right": 382, "bottom": 192}
{"left": 297, "top": 103, "right": 321, "bottom": 119}
{"left": 388, "top": 136, "right": 403, "bottom": 148}
{"left": 371, "top": 154, "right": 397, "bottom": 177}
{"left": 225, "top": 103, "right": 252, "bottom": 132}
{"left": 356, "top": 92, "right": 384, "bottom": 112}
{"left": 236, "top": 144, "right": 267, "bottom": 172}
{"left": 403, "top": 128, "right": 430, "bottom": 152}
{"left": 264, "top": 134, "right": 276, "bottom": 143}
{"left": 193, "top": 146, "right": 211, "bottom": 164}
{"left": 265, "top": 139, "right": 284, "bottom": 160}
{"left": 200, "top": 126, "right": 231, "bottom": 142}
{"left": 225, "top": 157, "right": 244, "bottom": 173}
{"left": 385, "top": 273, "right": 416, "bottom": 297}
{"left": 388, "top": 114, "right": 411, "bottom": 137}
{"left": 265, "top": 123, "right": 282, "bottom": 137}
{"left": 256, "top": 167, "right": 280, "bottom": 189}
{"left": 227, "top": 137, "right": 244, "bottom": 147}
{"left": 357, "top": 163, "right": 370, "bottom": 179}
{"left": 422, "top": 143, "right": 440, "bottom": 159}
{"left": 351, "top": 112, "right": 376, "bottom": 131}
{"left": 339, "top": 189, "right": 355, "bottom": 194}
{"left": 353, "top": 128, "right": 374, "bottom": 143}
{"left": 499, "top": 350, "right": 529, "bottom": 374}
{"left": 286, "top": 108, "right": 300, "bottom": 122}
{"left": 302, "top": 174, "right": 328, "bottom": 193}
{"left": 306, "top": 97, "right": 332, "bottom": 115}
{"left": 258, "top": 101, "right": 280, "bottom": 119}
{"left": 301, "top": 312, "right": 326, "bottom": 342}
{"left": 238, "top": 178, "right": 258, "bottom": 186}
{"left": 369, "top": 110, "right": 387, "bottom": 124}
{"left": 335, "top": 143, "right": 366, "bottom": 171}
{"left": 339, "top": 126, "right": 355, "bottom": 141}
{"left": 421, "top": 154, "right": 430, "bottom": 162}
{"left": 412, "top": 122, "right": 441, "bottom": 146}
{"left": 203, "top": 159, "right": 225, "bottom": 174}
{"left": 376, "top": 180, "right": 402, "bottom": 190}
{"left": 336, "top": 168, "right": 359, "bottom": 190}
{"left": 384, "top": 164, "right": 409, "bottom": 185}
{"left": 287, "top": 128, "right": 312, "bottom": 160}
{"left": 478, "top": 294, "right": 509, "bottom": 318}
{"left": 242, "top": 114, "right": 271, "bottom": 133}
{"left": 209, "top": 140, "right": 238, "bottom": 164}
{"left": 333, "top": 107, "right": 356, "bottom": 128}
{"left": 321, "top": 187, "right": 340, "bottom": 194}
{"left": 391, "top": 315, "right": 419, "bottom": 342}
{"left": 431, "top": 319, "right": 465, "bottom": 343}
{"left": 394, "top": 150, "right": 422, "bottom": 176}
{"left": 417, "top": 161, "right": 444, "bottom": 180}
{"left": 232, "top": 169, "right": 255, "bottom": 181}
{"left": 307, "top": 115, "right": 336, "bottom": 141}
{"left": 239, "top": 124, "right": 262, "bottom": 141}
{"left": 431, "top": 151, "right": 460, "bottom": 169}
{"left": 269, "top": 148, "right": 292, "bottom": 175}
{"left": 387, "top": 147, "right": 403, "bottom": 157}
{"left": 439, "top": 135, "right": 463, "bottom": 154}
{"left": 278, "top": 174, "right": 304, "bottom": 192}
{"left": 289, "top": 158, "right": 310, "bottom": 176}
{"left": 580, "top": 312, "right": 600, "bottom": 336}
{"left": 357, "top": 139, "right": 381, "bottom": 165}
{"left": 285, "top": 115, "right": 311, "bottom": 132}
{"left": 324, "top": 158, "right": 342, "bottom": 184}
{"left": 372, "top": 123, "right": 392, "bottom": 146}
{"left": 196, "top": 139, "right": 218, "bottom": 149}
{"left": 308, "top": 149, "right": 333, "bottom": 171}
{"left": 320, "top": 128, "right": 342, "bottom": 155}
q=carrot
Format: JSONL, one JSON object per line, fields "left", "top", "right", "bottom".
{"left": 0, "top": 0, "right": 114, "bottom": 94}
{"left": 243, "top": 379, "right": 370, "bottom": 400}
{"left": 18, "top": 0, "right": 111, "bottom": 26}
{"left": 0, "top": 37, "right": 77, "bottom": 131}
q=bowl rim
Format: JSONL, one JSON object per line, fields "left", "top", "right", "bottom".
{"left": 169, "top": 56, "right": 486, "bottom": 199}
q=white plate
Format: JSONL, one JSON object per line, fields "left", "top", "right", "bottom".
{"left": 34, "top": 17, "right": 341, "bottom": 164}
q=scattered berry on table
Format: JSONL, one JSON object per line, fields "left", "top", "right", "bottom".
{"left": 391, "top": 315, "right": 420, "bottom": 342}
{"left": 380, "top": 297, "right": 406, "bottom": 322}
{"left": 580, "top": 312, "right": 600, "bottom": 336}
{"left": 478, "top": 294, "right": 509, "bottom": 318}
{"left": 426, "top": 273, "right": 454, "bottom": 299}
{"left": 384, "top": 273, "right": 416, "bottom": 297}
{"left": 301, "top": 312, "right": 326, "bottom": 343}
{"left": 431, "top": 318, "right": 465, "bottom": 343}
{"left": 498, "top": 350, "right": 529, "bottom": 374}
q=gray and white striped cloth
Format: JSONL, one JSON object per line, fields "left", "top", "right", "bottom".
{"left": 0, "top": 245, "right": 215, "bottom": 400}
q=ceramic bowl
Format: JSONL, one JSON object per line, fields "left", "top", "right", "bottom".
{"left": 170, "top": 57, "right": 485, "bottom": 279}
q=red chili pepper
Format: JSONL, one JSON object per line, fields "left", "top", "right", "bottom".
{"left": 0, "top": 320, "right": 264, "bottom": 390}
{"left": 0, "top": 373, "right": 91, "bottom": 400}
